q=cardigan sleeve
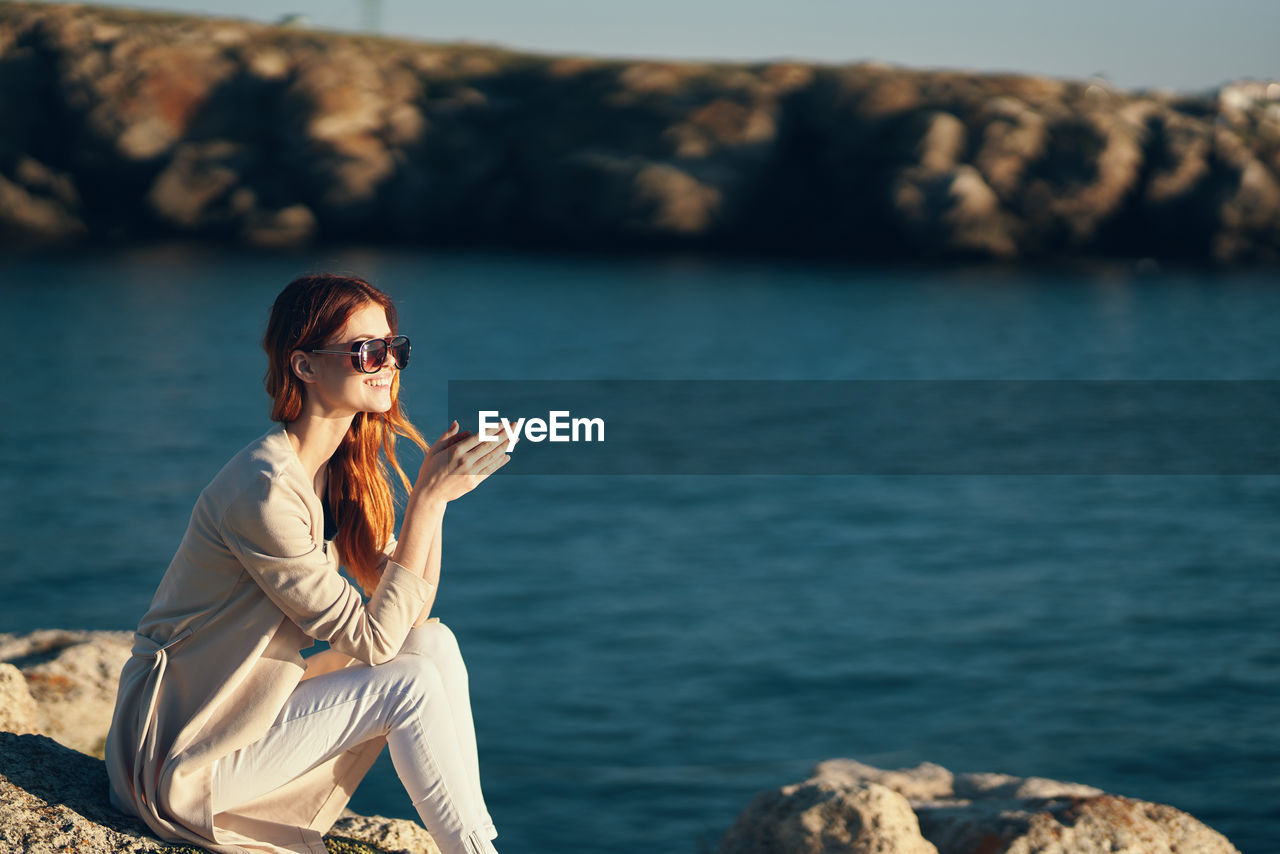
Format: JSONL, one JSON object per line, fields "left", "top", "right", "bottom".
{"left": 220, "top": 472, "right": 434, "bottom": 666}
{"left": 374, "top": 533, "right": 398, "bottom": 581}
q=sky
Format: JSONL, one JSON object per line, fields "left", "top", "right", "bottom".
{"left": 69, "top": 0, "right": 1280, "bottom": 93}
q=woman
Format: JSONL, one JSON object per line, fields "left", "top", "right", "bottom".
{"left": 105, "top": 273, "right": 510, "bottom": 854}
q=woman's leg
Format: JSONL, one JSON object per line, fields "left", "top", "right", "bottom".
{"left": 398, "top": 621, "right": 496, "bottom": 837}
{"left": 210, "top": 628, "right": 497, "bottom": 854}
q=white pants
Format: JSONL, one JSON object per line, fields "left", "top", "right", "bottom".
{"left": 210, "top": 621, "right": 498, "bottom": 854}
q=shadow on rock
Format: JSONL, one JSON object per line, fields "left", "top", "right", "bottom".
{"left": 0, "top": 731, "right": 156, "bottom": 836}
{"left": 0, "top": 732, "right": 427, "bottom": 853}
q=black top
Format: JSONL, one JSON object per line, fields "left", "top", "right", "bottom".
{"left": 321, "top": 491, "right": 338, "bottom": 542}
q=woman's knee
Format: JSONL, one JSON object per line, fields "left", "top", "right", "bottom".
{"left": 399, "top": 619, "right": 464, "bottom": 665}
{"left": 377, "top": 651, "right": 448, "bottom": 712}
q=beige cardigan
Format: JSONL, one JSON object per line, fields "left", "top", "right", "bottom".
{"left": 105, "top": 422, "right": 435, "bottom": 854}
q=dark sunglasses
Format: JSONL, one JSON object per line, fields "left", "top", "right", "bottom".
{"left": 308, "top": 335, "right": 411, "bottom": 374}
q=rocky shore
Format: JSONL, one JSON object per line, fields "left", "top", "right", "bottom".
{"left": 718, "top": 758, "right": 1241, "bottom": 854}
{"left": 0, "top": 629, "right": 443, "bottom": 853}
{"left": 1, "top": 3, "right": 1278, "bottom": 264}
{"left": 0, "top": 628, "right": 1246, "bottom": 853}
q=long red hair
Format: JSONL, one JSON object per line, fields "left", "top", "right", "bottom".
{"left": 263, "top": 274, "right": 428, "bottom": 592}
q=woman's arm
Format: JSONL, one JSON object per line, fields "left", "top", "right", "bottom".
{"left": 392, "top": 419, "right": 512, "bottom": 626}
{"left": 389, "top": 490, "right": 445, "bottom": 619}
{"left": 305, "top": 510, "right": 440, "bottom": 676}
{"left": 299, "top": 647, "right": 360, "bottom": 681}
{"left": 221, "top": 423, "right": 507, "bottom": 669}
{"left": 411, "top": 507, "right": 444, "bottom": 627}
{"left": 221, "top": 473, "right": 435, "bottom": 666}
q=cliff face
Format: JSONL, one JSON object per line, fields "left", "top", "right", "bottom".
{"left": 1, "top": 2, "right": 1279, "bottom": 264}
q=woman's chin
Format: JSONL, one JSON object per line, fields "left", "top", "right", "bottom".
{"left": 364, "top": 395, "right": 395, "bottom": 414}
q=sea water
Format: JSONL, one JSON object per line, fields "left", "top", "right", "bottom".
{"left": 1, "top": 246, "right": 1277, "bottom": 853}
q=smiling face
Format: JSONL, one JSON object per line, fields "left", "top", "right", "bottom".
{"left": 291, "top": 301, "right": 399, "bottom": 417}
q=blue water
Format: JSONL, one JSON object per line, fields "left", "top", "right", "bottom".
{"left": 1, "top": 246, "right": 1278, "bottom": 853}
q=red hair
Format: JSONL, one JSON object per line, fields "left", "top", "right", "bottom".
{"left": 263, "top": 274, "right": 428, "bottom": 592}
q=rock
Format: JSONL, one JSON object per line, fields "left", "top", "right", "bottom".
{"left": 72, "top": 39, "right": 239, "bottom": 162}
{"left": 278, "top": 47, "right": 415, "bottom": 224}
{"left": 1143, "top": 110, "right": 1211, "bottom": 205}
{"left": 633, "top": 162, "right": 723, "bottom": 234}
{"left": 616, "top": 61, "right": 702, "bottom": 97}
{"left": 1210, "top": 125, "right": 1280, "bottom": 262}
{"left": 759, "top": 63, "right": 815, "bottom": 96}
{"left": 917, "top": 112, "right": 967, "bottom": 172}
{"left": 0, "top": 169, "right": 85, "bottom": 245}
{"left": 0, "top": 629, "right": 131, "bottom": 757}
{"left": 973, "top": 97, "right": 1048, "bottom": 199}
{"left": 718, "top": 775, "right": 939, "bottom": 854}
{"left": 1019, "top": 108, "right": 1146, "bottom": 248}
{"left": 917, "top": 792, "right": 1241, "bottom": 854}
{"left": 0, "top": 731, "right": 181, "bottom": 854}
{"left": 893, "top": 111, "right": 1018, "bottom": 258}
{"left": 894, "top": 162, "right": 1018, "bottom": 257}
{"left": 145, "top": 139, "right": 250, "bottom": 229}
{"left": 528, "top": 151, "right": 725, "bottom": 240}
{"left": 241, "top": 202, "right": 318, "bottom": 248}
{"left": 331, "top": 812, "right": 443, "bottom": 854}
{"left": 0, "top": 3, "right": 1278, "bottom": 262}
{"left": 816, "top": 758, "right": 955, "bottom": 800}
{"left": 0, "top": 630, "right": 439, "bottom": 853}
{"left": 663, "top": 98, "right": 777, "bottom": 158}
{"left": 720, "top": 759, "right": 1241, "bottom": 854}
{"left": 0, "top": 663, "right": 39, "bottom": 735}
{"left": 0, "top": 732, "right": 436, "bottom": 853}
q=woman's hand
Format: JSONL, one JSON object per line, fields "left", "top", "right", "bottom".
{"left": 413, "top": 419, "right": 515, "bottom": 505}
{"left": 390, "top": 420, "right": 515, "bottom": 604}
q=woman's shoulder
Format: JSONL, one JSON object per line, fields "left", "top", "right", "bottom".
{"left": 200, "top": 424, "right": 310, "bottom": 514}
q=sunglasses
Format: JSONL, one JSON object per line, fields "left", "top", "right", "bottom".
{"left": 308, "top": 335, "right": 411, "bottom": 374}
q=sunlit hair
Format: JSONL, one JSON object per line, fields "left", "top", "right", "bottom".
{"left": 263, "top": 274, "right": 428, "bottom": 592}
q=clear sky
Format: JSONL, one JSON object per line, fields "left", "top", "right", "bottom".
{"left": 69, "top": 0, "right": 1279, "bottom": 93}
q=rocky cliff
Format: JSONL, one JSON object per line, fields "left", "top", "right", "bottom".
{"left": 2, "top": 3, "right": 1278, "bottom": 264}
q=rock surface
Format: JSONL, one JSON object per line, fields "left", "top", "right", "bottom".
{"left": 0, "top": 629, "right": 132, "bottom": 758}
{"left": 717, "top": 772, "right": 939, "bottom": 854}
{"left": 0, "top": 629, "right": 441, "bottom": 853}
{"left": 0, "top": 663, "right": 39, "bottom": 735}
{"left": 718, "top": 758, "right": 1242, "bottom": 854}
{"left": 1, "top": 3, "right": 1278, "bottom": 264}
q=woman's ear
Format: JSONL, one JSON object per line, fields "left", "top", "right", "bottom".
{"left": 289, "top": 349, "right": 318, "bottom": 384}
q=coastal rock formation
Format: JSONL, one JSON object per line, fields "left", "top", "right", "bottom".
{"left": 717, "top": 771, "right": 940, "bottom": 854}
{"left": 0, "top": 733, "right": 440, "bottom": 854}
{"left": 1, "top": 3, "right": 1277, "bottom": 264}
{"left": 0, "top": 663, "right": 39, "bottom": 735}
{"left": 0, "top": 629, "right": 442, "bottom": 854}
{"left": 0, "top": 629, "right": 132, "bottom": 757}
{"left": 718, "top": 758, "right": 1241, "bottom": 854}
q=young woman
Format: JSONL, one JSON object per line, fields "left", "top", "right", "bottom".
{"left": 105, "top": 273, "right": 509, "bottom": 854}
